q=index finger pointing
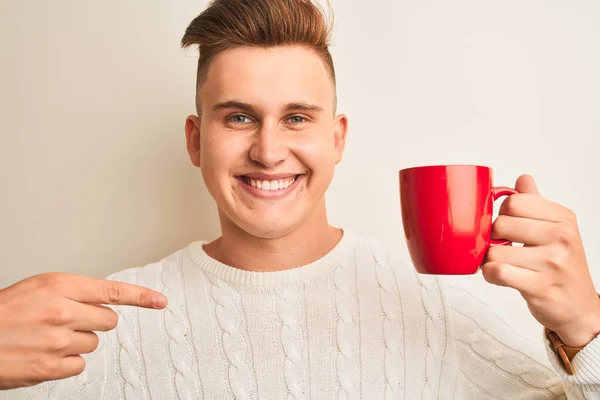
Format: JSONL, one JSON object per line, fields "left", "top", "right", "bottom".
{"left": 59, "top": 275, "right": 167, "bottom": 309}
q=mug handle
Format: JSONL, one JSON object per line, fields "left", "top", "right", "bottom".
{"left": 489, "top": 186, "right": 519, "bottom": 246}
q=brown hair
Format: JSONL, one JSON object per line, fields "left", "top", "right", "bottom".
{"left": 181, "top": 0, "right": 336, "bottom": 112}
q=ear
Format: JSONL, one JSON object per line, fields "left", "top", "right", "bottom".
{"left": 185, "top": 115, "right": 202, "bottom": 168}
{"left": 333, "top": 114, "right": 349, "bottom": 164}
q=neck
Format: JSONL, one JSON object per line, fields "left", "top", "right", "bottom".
{"left": 204, "top": 204, "right": 342, "bottom": 272}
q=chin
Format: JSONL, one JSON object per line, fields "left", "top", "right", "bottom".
{"left": 243, "top": 223, "right": 295, "bottom": 239}
{"left": 235, "top": 215, "right": 301, "bottom": 240}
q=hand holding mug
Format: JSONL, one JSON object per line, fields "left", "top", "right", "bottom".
{"left": 399, "top": 165, "right": 600, "bottom": 348}
{"left": 0, "top": 273, "right": 168, "bottom": 390}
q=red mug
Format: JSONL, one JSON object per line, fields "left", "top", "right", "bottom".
{"left": 399, "top": 165, "right": 518, "bottom": 275}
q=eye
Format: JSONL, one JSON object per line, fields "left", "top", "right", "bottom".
{"left": 228, "top": 114, "right": 253, "bottom": 124}
{"left": 287, "top": 115, "right": 307, "bottom": 125}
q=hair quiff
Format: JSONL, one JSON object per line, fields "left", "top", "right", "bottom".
{"left": 181, "top": 0, "right": 336, "bottom": 111}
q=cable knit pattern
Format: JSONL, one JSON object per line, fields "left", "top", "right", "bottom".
{"left": 161, "top": 254, "right": 203, "bottom": 400}
{"left": 276, "top": 286, "right": 306, "bottom": 400}
{"left": 209, "top": 276, "right": 254, "bottom": 400}
{"left": 333, "top": 254, "right": 359, "bottom": 400}
{"left": 3, "top": 230, "right": 598, "bottom": 400}
{"left": 416, "top": 273, "right": 445, "bottom": 400}
{"left": 372, "top": 244, "right": 405, "bottom": 399}
{"left": 115, "top": 270, "right": 148, "bottom": 400}
{"left": 453, "top": 308, "right": 563, "bottom": 396}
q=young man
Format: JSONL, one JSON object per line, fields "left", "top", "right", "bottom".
{"left": 1, "top": 0, "right": 600, "bottom": 398}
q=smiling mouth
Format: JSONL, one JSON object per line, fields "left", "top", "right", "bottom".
{"left": 239, "top": 175, "right": 300, "bottom": 191}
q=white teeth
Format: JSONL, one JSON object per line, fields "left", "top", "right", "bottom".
{"left": 245, "top": 176, "right": 297, "bottom": 191}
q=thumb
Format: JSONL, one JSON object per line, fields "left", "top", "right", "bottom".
{"left": 515, "top": 174, "right": 540, "bottom": 195}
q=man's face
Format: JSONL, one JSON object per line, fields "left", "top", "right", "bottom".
{"left": 185, "top": 45, "right": 348, "bottom": 239}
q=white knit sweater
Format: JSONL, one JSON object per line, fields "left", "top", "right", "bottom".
{"left": 3, "top": 230, "right": 600, "bottom": 399}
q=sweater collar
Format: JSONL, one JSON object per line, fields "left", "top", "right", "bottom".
{"left": 186, "top": 229, "right": 359, "bottom": 286}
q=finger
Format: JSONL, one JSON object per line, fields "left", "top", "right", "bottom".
{"left": 64, "top": 331, "right": 100, "bottom": 356}
{"left": 481, "top": 261, "right": 542, "bottom": 296}
{"left": 498, "top": 193, "right": 575, "bottom": 223}
{"left": 66, "top": 302, "right": 119, "bottom": 332}
{"left": 515, "top": 174, "right": 540, "bottom": 195}
{"left": 491, "top": 215, "right": 561, "bottom": 245}
{"left": 484, "top": 244, "right": 543, "bottom": 271}
{"left": 48, "top": 274, "right": 167, "bottom": 309}
{"left": 55, "top": 355, "right": 86, "bottom": 380}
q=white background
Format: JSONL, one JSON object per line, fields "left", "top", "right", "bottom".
{"left": 1, "top": 0, "right": 598, "bottom": 346}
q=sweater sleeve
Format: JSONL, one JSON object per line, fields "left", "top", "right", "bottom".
{"left": 444, "top": 279, "right": 600, "bottom": 399}
{"left": 543, "top": 323, "right": 600, "bottom": 397}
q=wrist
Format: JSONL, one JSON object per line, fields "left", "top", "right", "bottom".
{"left": 555, "top": 299, "right": 600, "bottom": 347}
{"left": 557, "top": 328, "right": 600, "bottom": 348}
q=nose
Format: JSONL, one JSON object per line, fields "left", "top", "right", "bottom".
{"left": 248, "top": 121, "right": 288, "bottom": 168}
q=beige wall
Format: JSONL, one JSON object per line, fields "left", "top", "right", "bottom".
{"left": 0, "top": 1, "right": 222, "bottom": 286}
{"left": 1, "top": 0, "right": 599, "bottom": 345}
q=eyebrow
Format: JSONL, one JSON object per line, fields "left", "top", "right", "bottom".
{"left": 212, "top": 100, "right": 256, "bottom": 113}
{"left": 212, "top": 100, "right": 324, "bottom": 114}
{"left": 283, "top": 102, "right": 324, "bottom": 113}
